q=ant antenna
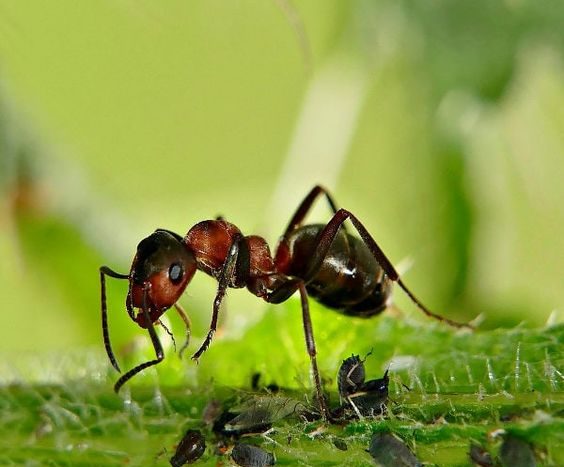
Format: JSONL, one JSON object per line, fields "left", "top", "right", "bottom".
{"left": 100, "top": 266, "right": 130, "bottom": 373}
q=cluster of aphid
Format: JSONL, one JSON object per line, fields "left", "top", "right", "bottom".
{"left": 168, "top": 353, "right": 402, "bottom": 466}
{"left": 167, "top": 354, "right": 537, "bottom": 466}
{"left": 170, "top": 428, "right": 275, "bottom": 467}
{"left": 169, "top": 429, "right": 423, "bottom": 467}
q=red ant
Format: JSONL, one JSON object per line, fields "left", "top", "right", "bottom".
{"left": 100, "top": 186, "right": 472, "bottom": 420}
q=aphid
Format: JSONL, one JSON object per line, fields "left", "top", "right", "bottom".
{"left": 231, "top": 443, "right": 276, "bottom": 467}
{"left": 213, "top": 408, "right": 272, "bottom": 437}
{"left": 101, "top": 186, "right": 472, "bottom": 419}
{"left": 349, "top": 371, "right": 390, "bottom": 417}
{"left": 337, "top": 353, "right": 368, "bottom": 397}
{"left": 332, "top": 438, "right": 348, "bottom": 451}
{"left": 499, "top": 435, "right": 536, "bottom": 467}
{"left": 367, "top": 433, "right": 421, "bottom": 467}
{"left": 335, "top": 353, "right": 390, "bottom": 418}
{"left": 170, "top": 429, "right": 205, "bottom": 466}
{"left": 213, "top": 395, "right": 301, "bottom": 436}
{"left": 469, "top": 443, "right": 493, "bottom": 467}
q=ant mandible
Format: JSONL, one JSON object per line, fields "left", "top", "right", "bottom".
{"left": 100, "top": 185, "right": 472, "bottom": 420}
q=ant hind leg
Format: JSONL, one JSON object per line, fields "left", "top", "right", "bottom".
{"left": 302, "top": 209, "right": 473, "bottom": 330}
{"left": 265, "top": 277, "right": 330, "bottom": 421}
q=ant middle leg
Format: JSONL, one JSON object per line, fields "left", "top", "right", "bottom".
{"left": 281, "top": 185, "right": 346, "bottom": 239}
{"left": 303, "top": 209, "right": 473, "bottom": 329}
{"left": 174, "top": 303, "right": 192, "bottom": 359}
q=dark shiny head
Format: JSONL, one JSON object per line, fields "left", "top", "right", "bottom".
{"left": 128, "top": 229, "right": 196, "bottom": 327}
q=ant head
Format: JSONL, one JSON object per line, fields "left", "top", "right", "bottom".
{"left": 128, "top": 229, "right": 196, "bottom": 326}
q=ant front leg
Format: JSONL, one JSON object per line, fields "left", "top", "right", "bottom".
{"left": 304, "top": 209, "right": 473, "bottom": 330}
{"left": 191, "top": 235, "right": 250, "bottom": 361}
{"left": 266, "top": 278, "right": 329, "bottom": 421}
{"left": 114, "top": 283, "right": 165, "bottom": 393}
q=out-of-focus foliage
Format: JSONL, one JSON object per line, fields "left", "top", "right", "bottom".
{"left": 0, "top": 0, "right": 563, "bottom": 359}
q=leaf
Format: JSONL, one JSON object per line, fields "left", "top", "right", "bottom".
{"left": 1, "top": 305, "right": 562, "bottom": 466}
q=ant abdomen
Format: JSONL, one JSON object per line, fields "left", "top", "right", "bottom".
{"left": 283, "top": 224, "right": 393, "bottom": 316}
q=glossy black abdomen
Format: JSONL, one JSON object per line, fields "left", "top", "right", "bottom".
{"left": 285, "top": 225, "right": 393, "bottom": 317}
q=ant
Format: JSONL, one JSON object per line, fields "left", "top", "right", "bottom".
{"left": 100, "top": 185, "right": 472, "bottom": 420}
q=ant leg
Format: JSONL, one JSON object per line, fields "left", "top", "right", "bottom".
{"left": 100, "top": 266, "right": 129, "bottom": 373}
{"left": 114, "top": 283, "right": 164, "bottom": 393}
{"left": 281, "top": 185, "right": 344, "bottom": 239}
{"left": 296, "top": 281, "right": 330, "bottom": 420}
{"left": 191, "top": 235, "right": 249, "bottom": 361}
{"left": 174, "top": 303, "right": 192, "bottom": 359}
{"left": 265, "top": 278, "right": 329, "bottom": 421}
{"left": 303, "top": 209, "right": 473, "bottom": 329}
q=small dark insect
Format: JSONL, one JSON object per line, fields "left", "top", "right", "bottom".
{"left": 212, "top": 409, "right": 272, "bottom": 437}
{"left": 335, "top": 353, "right": 390, "bottom": 418}
{"left": 170, "top": 429, "right": 206, "bottom": 466}
{"left": 500, "top": 435, "right": 536, "bottom": 467}
{"left": 333, "top": 438, "right": 348, "bottom": 451}
{"left": 338, "top": 354, "right": 367, "bottom": 397}
{"left": 231, "top": 443, "right": 276, "bottom": 467}
{"left": 349, "top": 371, "right": 390, "bottom": 417}
{"left": 469, "top": 443, "right": 493, "bottom": 467}
{"left": 213, "top": 396, "right": 301, "bottom": 437}
{"left": 100, "top": 186, "right": 472, "bottom": 419}
{"left": 367, "top": 433, "right": 421, "bottom": 467}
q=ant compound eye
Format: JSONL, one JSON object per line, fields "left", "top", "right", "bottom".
{"left": 168, "top": 263, "right": 184, "bottom": 284}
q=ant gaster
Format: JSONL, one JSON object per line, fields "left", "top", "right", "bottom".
{"left": 100, "top": 186, "right": 472, "bottom": 420}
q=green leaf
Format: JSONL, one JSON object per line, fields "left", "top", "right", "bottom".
{"left": 1, "top": 305, "right": 562, "bottom": 466}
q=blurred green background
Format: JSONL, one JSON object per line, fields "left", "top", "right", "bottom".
{"left": 0, "top": 0, "right": 563, "bottom": 366}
